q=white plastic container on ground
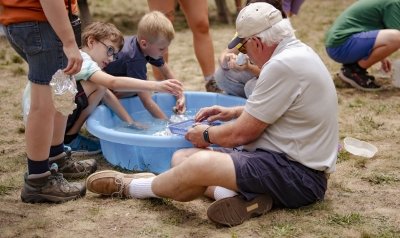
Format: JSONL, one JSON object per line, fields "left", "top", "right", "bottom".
{"left": 343, "top": 137, "right": 378, "bottom": 158}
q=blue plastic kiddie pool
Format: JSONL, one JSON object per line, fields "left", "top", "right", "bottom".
{"left": 86, "top": 92, "right": 246, "bottom": 174}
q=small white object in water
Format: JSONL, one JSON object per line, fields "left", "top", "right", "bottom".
{"left": 153, "top": 129, "right": 173, "bottom": 136}
{"left": 169, "top": 114, "right": 191, "bottom": 123}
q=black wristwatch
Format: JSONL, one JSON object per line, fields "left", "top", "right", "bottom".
{"left": 203, "top": 126, "right": 212, "bottom": 144}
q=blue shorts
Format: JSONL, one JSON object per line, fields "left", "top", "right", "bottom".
{"left": 215, "top": 148, "right": 327, "bottom": 208}
{"left": 5, "top": 21, "right": 67, "bottom": 85}
{"left": 326, "top": 30, "right": 379, "bottom": 64}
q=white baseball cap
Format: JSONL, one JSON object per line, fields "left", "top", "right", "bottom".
{"left": 228, "top": 2, "right": 283, "bottom": 49}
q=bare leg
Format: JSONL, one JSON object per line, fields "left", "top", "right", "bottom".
{"left": 170, "top": 147, "right": 207, "bottom": 167}
{"left": 170, "top": 148, "right": 236, "bottom": 200}
{"left": 152, "top": 149, "right": 237, "bottom": 202}
{"left": 27, "top": 84, "right": 57, "bottom": 160}
{"left": 179, "top": 0, "right": 215, "bottom": 78}
{"left": 171, "top": 148, "right": 216, "bottom": 199}
{"left": 65, "top": 81, "right": 106, "bottom": 136}
{"left": 235, "top": 0, "right": 242, "bottom": 13}
{"left": 359, "top": 29, "right": 400, "bottom": 69}
{"left": 52, "top": 112, "right": 68, "bottom": 146}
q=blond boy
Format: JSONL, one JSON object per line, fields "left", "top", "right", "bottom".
{"left": 104, "top": 11, "right": 186, "bottom": 118}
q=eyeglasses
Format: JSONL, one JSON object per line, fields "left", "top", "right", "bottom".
{"left": 98, "top": 40, "right": 118, "bottom": 60}
{"left": 238, "top": 38, "right": 250, "bottom": 54}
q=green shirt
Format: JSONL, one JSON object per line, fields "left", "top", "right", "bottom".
{"left": 325, "top": 0, "right": 400, "bottom": 47}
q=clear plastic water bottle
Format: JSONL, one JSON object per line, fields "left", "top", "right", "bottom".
{"left": 236, "top": 53, "right": 247, "bottom": 66}
{"left": 50, "top": 69, "right": 78, "bottom": 116}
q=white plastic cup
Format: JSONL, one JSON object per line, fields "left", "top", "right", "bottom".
{"left": 391, "top": 59, "right": 400, "bottom": 88}
{"left": 343, "top": 137, "right": 378, "bottom": 158}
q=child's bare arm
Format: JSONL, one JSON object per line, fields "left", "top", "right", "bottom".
{"left": 137, "top": 92, "right": 168, "bottom": 120}
{"left": 102, "top": 89, "right": 133, "bottom": 123}
{"left": 90, "top": 71, "right": 183, "bottom": 96}
{"left": 158, "top": 63, "right": 186, "bottom": 114}
{"left": 157, "top": 63, "right": 175, "bottom": 81}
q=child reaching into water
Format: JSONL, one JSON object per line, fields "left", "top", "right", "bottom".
{"left": 104, "top": 11, "right": 186, "bottom": 118}
{"left": 23, "top": 21, "right": 184, "bottom": 155}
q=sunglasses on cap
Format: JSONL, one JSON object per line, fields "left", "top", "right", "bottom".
{"left": 237, "top": 38, "right": 250, "bottom": 54}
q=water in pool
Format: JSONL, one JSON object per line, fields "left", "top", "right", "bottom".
{"left": 113, "top": 110, "right": 196, "bottom": 136}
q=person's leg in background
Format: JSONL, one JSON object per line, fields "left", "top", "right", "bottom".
{"left": 214, "top": 66, "right": 255, "bottom": 98}
{"left": 235, "top": 0, "right": 243, "bottom": 13}
{"left": 327, "top": 30, "right": 400, "bottom": 91}
{"left": 179, "top": 0, "right": 220, "bottom": 92}
{"left": 147, "top": 0, "right": 175, "bottom": 82}
{"left": 147, "top": 0, "right": 221, "bottom": 92}
{"left": 282, "top": 0, "right": 305, "bottom": 17}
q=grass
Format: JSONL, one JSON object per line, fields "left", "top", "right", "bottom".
{"left": 363, "top": 173, "right": 400, "bottom": 185}
{"left": 328, "top": 213, "right": 363, "bottom": 226}
{"left": 0, "top": 0, "right": 399, "bottom": 237}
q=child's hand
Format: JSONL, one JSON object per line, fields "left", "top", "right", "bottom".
{"left": 173, "top": 94, "right": 186, "bottom": 114}
{"left": 225, "top": 53, "right": 237, "bottom": 69}
{"left": 225, "top": 53, "right": 249, "bottom": 72}
{"left": 158, "top": 79, "right": 183, "bottom": 96}
{"left": 381, "top": 59, "right": 391, "bottom": 73}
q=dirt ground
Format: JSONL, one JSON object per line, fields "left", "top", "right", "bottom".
{"left": 0, "top": 0, "right": 399, "bottom": 237}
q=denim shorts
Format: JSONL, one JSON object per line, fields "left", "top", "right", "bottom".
{"left": 214, "top": 67, "right": 256, "bottom": 98}
{"left": 215, "top": 147, "right": 328, "bottom": 208}
{"left": 326, "top": 30, "right": 379, "bottom": 64}
{"left": 5, "top": 21, "right": 67, "bottom": 85}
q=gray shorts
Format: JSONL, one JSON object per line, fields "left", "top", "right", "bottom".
{"left": 215, "top": 148, "right": 327, "bottom": 208}
{"left": 5, "top": 21, "right": 67, "bottom": 85}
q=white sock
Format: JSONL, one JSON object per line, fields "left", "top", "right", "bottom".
{"left": 204, "top": 75, "right": 214, "bottom": 81}
{"left": 213, "top": 186, "right": 238, "bottom": 201}
{"left": 128, "top": 177, "right": 160, "bottom": 199}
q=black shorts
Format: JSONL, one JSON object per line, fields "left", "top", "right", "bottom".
{"left": 215, "top": 148, "right": 328, "bottom": 208}
{"left": 66, "top": 81, "right": 88, "bottom": 133}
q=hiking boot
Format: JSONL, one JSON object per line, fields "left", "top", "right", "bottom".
{"left": 65, "top": 134, "right": 101, "bottom": 156}
{"left": 86, "top": 170, "right": 155, "bottom": 198}
{"left": 338, "top": 65, "right": 381, "bottom": 91}
{"left": 207, "top": 194, "right": 273, "bottom": 226}
{"left": 49, "top": 152, "right": 97, "bottom": 179}
{"left": 205, "top": 79, "right": 223, "bottom": 93}
{"left": 21, "top": 170, "right": 86, "bottom": 203}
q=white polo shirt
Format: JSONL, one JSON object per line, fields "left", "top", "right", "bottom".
{"left": 244, "top": 37, "right": 339, "bottom": 173}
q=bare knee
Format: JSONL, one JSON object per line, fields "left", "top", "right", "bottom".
{"left": 190, "top": 20, "right": 210, "bottom": 35}
{"left": 389, "top": 30, "right": 400, "bottom": 48}
{"left": 171, "top": 149, "right": 187, "bottom": 167}
{"left": 94, "top": 84, "right": 107, "bottom": 95}
{"left": 377, "top": 29, "right": 400, "bottom": 49}
{"left": 171, "top": 148, "right": 202, "bottom": 167}
{"left": 181, "top": 151, "right": 215, "bottom": 176}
